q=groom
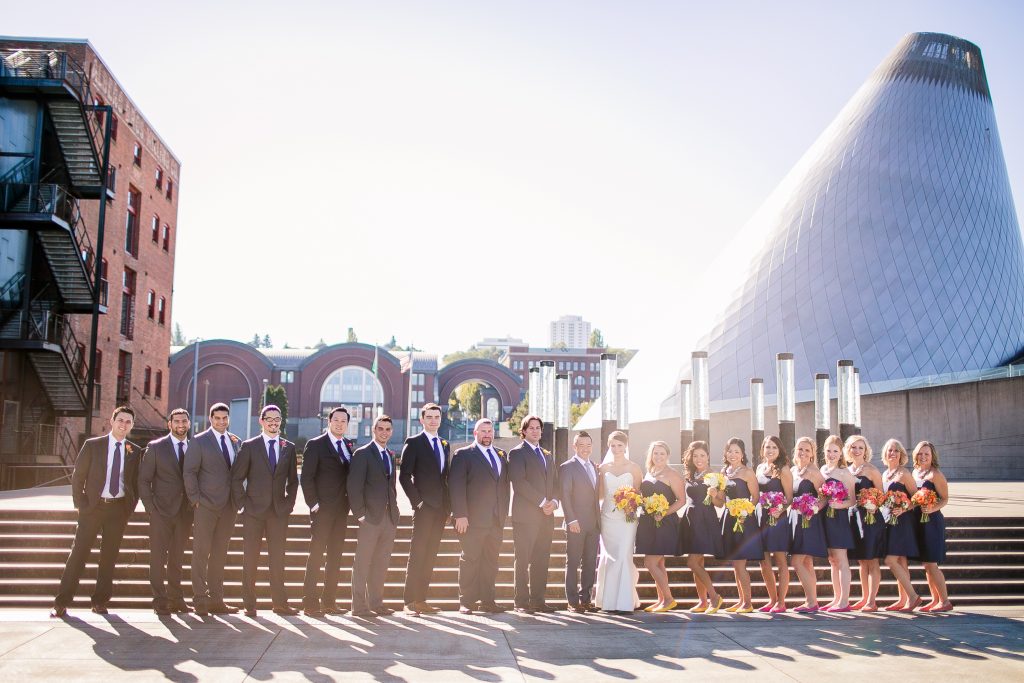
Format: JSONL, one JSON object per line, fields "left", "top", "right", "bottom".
{"left": 559, "top": 432, "right": 601, "bottom": 613}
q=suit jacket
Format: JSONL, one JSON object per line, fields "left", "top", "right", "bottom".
{"left": 70, "top": 435, "right": 140, "bottom": 513}
{"left": 559, "top": 458, "right": 601, "bottom": 533}
{"left": 183, "top": 428, "right": 240, "bottom": 511}
{"left": 139, "top": 434, "right": 191, "bottom": 518}
{"left": 508, "top": 441, "right": 558, "bottom": 524}
{"left": 449, "top": 444, "right": 510, "bottom": 529}
{"left": 399, "top": 432, "right": 450, "bottom": 512}
{"left": 347, "top": 442, "right": 399, "bottom": 526}
{"left": 300, "top": 431, "right": 355, "bottom": 515}
{"left": 230, "top": 434, "right": 298, "bottom": 519}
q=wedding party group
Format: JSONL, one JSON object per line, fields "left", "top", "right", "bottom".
{"left": 46, "top": 401, "right": 951, "bottom": 619}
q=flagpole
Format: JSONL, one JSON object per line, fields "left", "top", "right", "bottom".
{"left": 406, "top": 346, "right": 415, "bottom": 438}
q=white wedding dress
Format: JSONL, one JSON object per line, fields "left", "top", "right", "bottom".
{"left": 595, "top": 471, "right": 641, "bottom": 611}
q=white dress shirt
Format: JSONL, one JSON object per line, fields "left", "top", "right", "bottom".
{"left": 102, "top": 433, "right": 126, "bottom": 499}
{"left": 473, "top": 441, "right": 502, "bottom": 475}
{"left": 211, "top": 428, "right": 235, "bottom": 465}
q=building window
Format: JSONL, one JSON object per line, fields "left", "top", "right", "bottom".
{"left": 414, "top": 390, "right": 425, "bottom": 402}
{"left": 280, "top": 370, "right": 294, "bottom": 383}
{"left": 132, "top": 142, "right": 142, "bottom": 166}
{"left": 158, "top": 296, "right": 166, "bottom": 325}
{"left": 162, "top": 224, "right": 170, "bottom": 251}
{"left": 155, "top": 168, "right": 163, "bottom": 190}
{"left": 146, "top": 290, "right": 155, "bottom": 319}
{"left": 166, "top": 179, "right": 173, "bottom": 201}
{"left": 116, "top": 351, "right": 132, "bottom": 404}
{"left": 155, "top": 370, "right": 163, "bottom": 399}
{"left": 575, "top": 375, "right": 585, "bottom": 386}
{"left": 151, "top": 215, "right": 160, "bottom": 243}
{"left": 125, "top": 186, "right": 141, "bottom": 257}
{"left": 107, "top": 166, "right": 117, "bottom": 195}
{"left": 121, "top": 268, "right": 136, "bottom": 339}
{"left": 95, "top": 349, "right": 103, "bottom": 382}
{"left": 143, "top": 366, "right": 152, "bottom": 396}
{"left": 110, "top": 113, "right": 118, "bottom": 141}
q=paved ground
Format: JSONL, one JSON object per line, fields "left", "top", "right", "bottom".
{"left": 0, "top": 607, "right": 1021, "bottom": 681}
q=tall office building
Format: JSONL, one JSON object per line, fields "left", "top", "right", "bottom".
{"left": 549, "top": 315, "right": 592, "bottom": 349}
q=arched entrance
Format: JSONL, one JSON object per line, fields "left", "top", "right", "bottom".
{"left": 319, "top": 366, "right": 384, "bottom": 441}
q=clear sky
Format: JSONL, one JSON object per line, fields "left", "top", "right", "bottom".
{"left": 5, "top": 1, "right": 1024, "bottom": 419}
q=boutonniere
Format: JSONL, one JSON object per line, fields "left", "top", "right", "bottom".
{"left": 230, "top": 435, "right": 240, "bottom": 444}
{"left": 279, "top": 438, "right": 289, "bottom": 448}
{"left": 441, "top": 440, "right": 448, "bottom": 448}
{"left": 542, "top": 448, "right": 551, "bottom": 456}
{"left": 497, "top": 449, "right": 505, "bottom": 458}
{"left": 125, "top": 444, "right": 134, "bottom": 454}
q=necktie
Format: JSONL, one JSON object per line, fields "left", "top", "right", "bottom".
{"left": 268, "top": 439, "right": 277, "bottom": 474}
{"left": 220, "top": 434, "right": 231, "bottom": 469}
{"left": 486, "top": 448, "right": 499, "bottom": 476}
{"left": 381, "top": 448, "right": 390, "bottom": 476}
{"left": 177, "top": 441, "right": 186, "bottom": 475}
{"left": 108, "top": 442, "right": 122, "bottom": 498}
{"left": 534, "top": 446, "right": 547, "bottom": 470}
{"left": 585, "top": 460, "right": 596, "bottom": 488}
{"left": 432, "top": 437, "right": 443, "bottom": 472}
{"left": 336, "top": 439, "right": 346, "bottom": 462}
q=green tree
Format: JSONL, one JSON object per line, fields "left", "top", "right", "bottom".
{"left": 589, "top": 328, "right": 606, "bottom": 348}
{"left": 313, "top": 338, "right": 327, "bottom": 350}
{"left": 347, "top": 327, "right": 358, "bottom": 343}
{"left": 263, "top": 384, "right": 289, "bottom": 436}
{"left": 172, "top": 323, "right": 186, "bottom": 346}
{"left": 385, "top": 335, "right": 398, "bottom": 349}
{"left": 262, "top": 334, "right": 272, "bottom": 348}
{"left": 442, "top": 346, "right": 503, "bottom": 365}
{"left": 606, "top": 347, "right": 638, "bottom": 368}
{"left": 507, "top": 397, "right": 529, "bottom": 433}
{"left": 248, "top": 333, "right": 261, "bottom": 348}
{"left": 570, "top": 401, "right": 593, "bottom": 428}
{"left": 453, "top": 382, "right": 483, "bottom": 419}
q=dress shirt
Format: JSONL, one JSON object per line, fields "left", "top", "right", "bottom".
{"left": 328, "top": 431, "right": 351, "bottom": 459}
{"left": 171, "top": 436, "right": 188, "bottom": 463}
{"left": 102, "top": 433, "right": 126, "bottom": 499}
{"left": 474, "top": 442, "right": 501, "bottom": 475}
{"left": 211, "top": 428, "right": 235, "bottom": 465}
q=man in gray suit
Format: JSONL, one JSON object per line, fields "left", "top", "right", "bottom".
{"left": 231, "top": 404, "right": 299, "bottom": 617}
{"left": 139, "top": 408, "right": 194, "bottom": 615}
{"left": 559, "top": 432, "right": 601, "bottom": 613}
{"left": 183, "top": 402, "right": 241, "bottom": 616}
{"left": 347, "top": 415, "right": 399, "bottom": 618}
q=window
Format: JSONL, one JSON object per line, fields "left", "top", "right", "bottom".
{"left": 575, "top": 375, "right": 585, "bottom": 386}
{"left": 162, "top": 224, "right": 170, "bottom": 251}
{"left": 146, "top": 290, "right": 155, "bottom": 319}
{"left": 151, "top": 215, "right": 160, "bottom": 243}
{"left": 120, "top": 268, "right": 136, "bottom": 339}
{"left": 116, "top": 351, "right": 132, "bottom": 403}
{"left": 280, "top": 371, "right": 294, "bottom": 383}
{"left": 106, "top": 166, "right": 116, "bottom": 195}
{"left": 155, "top": 168, "right": 163, "bottom": 190}
{"left": 158, "top": 296, "right": 166, "bottom": 325}
{"left": 166, "top": 179, "right": 173, "bottom": 201}
{"left": 95, "top": 349, "right": 103, "bottom": 382}
{"left": 125, "top": 186, "right": 141, "bottom": 257}
{"left": 110, "top": 113, "right": 118, "bottom": 141}
{"left": 413, "top": 390, "right": 425, "bottom": 402}
{"left": 132, "top": 142, "right": 142, "bottom": 166}
{"left": 155, "top": 370, "right": 162, "bottom": 399}
{"left": 143, "top": 366, "right": 152, "bottom": 396}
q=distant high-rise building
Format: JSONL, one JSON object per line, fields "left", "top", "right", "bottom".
{"left": 549, "top": 315, "right": 592, "bottom": 349}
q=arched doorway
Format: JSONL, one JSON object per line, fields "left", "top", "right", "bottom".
{"left": 319, "top": 366, "right": 385, "bottom": 441}
{"left": 443, "top": 379, "right": 503, "bottom": 442}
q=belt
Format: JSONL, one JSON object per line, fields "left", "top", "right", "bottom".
{"left": 99, "top": 497, "right": 125, "bottom": 504}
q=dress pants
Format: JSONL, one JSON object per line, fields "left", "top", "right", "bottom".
{"left": 302, "top": 508, "right": 349, "bottom": 608}
{"left": 513, "top": 518, "right": 554, "bottom": 607}
{"left": 148, "top": 506, "right": 193, "bottom": 607}
{"left": 564, "top": 528, "right": 600, "bottom": 606}
{"left": 55, "top": 498, "right": 130, "bottom": 607}
{"left": 458, "top": 523, "right": 502, "bottom": 606}
{"left": 241, "top": 512, "right": 289, "bottom": 610}
{"left": 403, "top": 504, "right": 446, "bottom": 605}
{"left": 190, "top": 504, "right": 236, "bottom": 607}
{"left": 351, "top": 515, "right": 397, "bottom": 612}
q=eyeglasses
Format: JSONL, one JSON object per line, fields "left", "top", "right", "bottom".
{"left": 262, "top": 417, "right": 283, "bottom": 424}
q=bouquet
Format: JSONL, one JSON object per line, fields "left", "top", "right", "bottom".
{"left": 857, "top": 487, "right": 886, "bottom": 525}
{"left": 759, "top": 491, "right": 786, "bottom": 526}
{"left": 819, "top": 480, "right": 849, "bottom": 518}
{"left": 613, "top": 486, "right": 644, "bottom": 523}
{"left": 884, "top": 489, "right": 911, "bottom": 526}
{"left": 725, "top": 498, "right": 755, "bottom": 533}
{"left": 644, "top": 493, "right": 671, "bottom": 527}
{"left": 702, "top": 472, "right": 727, "bottom": 505}
{"left": 911, "top": 488, "right": 939, "bottom": 523}
{"left": 791, "top": 494, "right": 819, "bottom": 529}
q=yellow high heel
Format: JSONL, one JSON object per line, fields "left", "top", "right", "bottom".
{"left": 654, "top": 601, "right": 678, "bottom": 613}
{"left": 689, "top": 603, "right": 708, "bottom": 613}
{"left": 706, "top": 595, "right": 724, "bottom": 615}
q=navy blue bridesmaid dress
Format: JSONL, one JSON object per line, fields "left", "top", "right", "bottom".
{"left": 758, "top": 472, "right": 791, "bottom": 553}
{"left": 720, "top": 478, "right": 763, "bottom": 561}
{"left": 913, "top": 479, "right": 946, "bottom": 563}
{"left": 680, "top": 476, "right": 724, "bottom": 557}
{"left": 849, "top": 474, "right": 885, "bottom": 560}
{"left": 636, "top": 478, "right": 680, "bottom": 556}
{"left": 790, "top": 478, "right": 827, "bottom": 557}
{"left": 883, "top": 480, "right": 919, "bottom": 558}
{"left": 822, "top": 477, "right": 856, "bottom": 550}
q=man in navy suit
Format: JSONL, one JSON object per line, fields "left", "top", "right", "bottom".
{"left": 449, "top": 418, "right": 510, "bottom": 614}
{"left": 399, "top": 402, "right": 450, "bottom": 615}
{"left": 51, "top": 405, "right": 141, "bottom": 617}
{"left": 559, "top": 432, "right": 601, "bottom": 613}
{"left": 508, "top": 414, "right": 559, "bottom": 613}
{"left": 301, "top": 406, "right": 356, "bottom": 616}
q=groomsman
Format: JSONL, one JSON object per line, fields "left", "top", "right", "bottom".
{"left": 449, "top": 418, "right": 510, "bottom": 614}
{"left": 559, "top": 432, "right": 601, "bottom": 613}
{"left": 183, "top": 402, "right": 241, "bottom": 616}
{"left": 347, "top": 415, "right": 400, "bottom": 618}
{"left": 51, "top": 406, "right": 141, "bottom": 617}
{"left": 508, "top": 414, "right": 558, "bottom": 613}
{"left": 139, "top": 408, "right": 194, "bottom": 615}
{"left": 300, "top": 406, "right": 356, "bottom": 616}
{"left": 399, "top": 403, "right": 450, "bottom": 615}
{"left": 231, "top": 405, "right": 299, "bottom": 617}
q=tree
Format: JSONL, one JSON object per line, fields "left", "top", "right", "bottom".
{"left": 570, "top": 401, "right": 593, "bottom": 428}
{"left": 262, "top": 334, "right": 272, "bottom": 348}
{"left": 313, "top": 338, "right": 327, "bottom": 350}
{"left": 453, "top": 382, "right": 483, "bottom": 419}
{"left": 172, "top": 323, "right": 186, "bottom": 346}
{"left": 442, "top": 346, "right": 503, "bottom": 365}
{"left": 263, "top": 384, "right": 289, "bottom": 436}
{"left": 507, "top": 397, "right": 529, "bottom": 434}
{"left": 248, "top": 334, "right": 261, "bottom": 348}
{"left": 553, "top": 341, "right": 567, "bottom": 350}
{"left": 606, "top": 347, "right": 638, "bottom": 368}
{"left": 385, "top": 335, "right": 398, "bottom": 350}
{"left": 347, "top": 327, "right": 358, "bottom": 343}
{"left": 589, "top": 328, "right": 606, "bottom": 349}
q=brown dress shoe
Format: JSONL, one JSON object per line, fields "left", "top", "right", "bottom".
{"left": 209, "top": 603, "right": 240, "bottom": 615}
{"left": 404, "top": 604, "right": 422, "bottom": 616}
{"left": 323, "top": 605, "right": 348, "bottom": 615}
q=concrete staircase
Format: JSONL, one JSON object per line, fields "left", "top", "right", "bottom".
{"left": 0, "top": 510, "right": 1021, "bottom": 609}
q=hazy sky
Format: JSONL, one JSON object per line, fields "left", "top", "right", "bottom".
{"left": 6, "top": 1, "right": 1024, "bottom": 419}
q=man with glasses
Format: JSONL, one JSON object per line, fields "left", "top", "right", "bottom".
{"left": 231, "top": 404, "right": 299, "bottom": 616}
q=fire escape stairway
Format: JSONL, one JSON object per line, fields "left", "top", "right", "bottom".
{"left": 46, "top": 100, "right": 103, "bottom": 199}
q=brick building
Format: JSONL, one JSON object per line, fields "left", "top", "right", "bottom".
{"left": 502, "top": 346, "right": 607, "bottom": 405}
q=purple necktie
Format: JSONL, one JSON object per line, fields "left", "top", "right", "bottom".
{"left": 336, "top": 439, "right": 347, "bottom": 462}
{"left": 268, "top": 439, "right": 277, "bottom": 474}
{"left": 534, "top": 446, "right": 547, "bottom": 470}
{"left": 177, "top": 441, "right": 186, "bottom": 475}
{"left": 486, "top": 448, "right": 499, "bottom": 476}
{"left": 108, "top": 442, "right": 122, "bottom": 498}
{"left": 381, "top": 448, "right": 391, "bottom": 476}
{"left": 432, "top": 437, "right": 443, "bottom": 472}
{"left": 220, "top": 435, "right": 231, "bottom": 469}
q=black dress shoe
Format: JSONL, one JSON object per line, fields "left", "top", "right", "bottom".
{"left": 50, "top": 605, "right": 67, "bottom": 618}
{"left": 531, "top": 603, "right": 557, "bottom": 613}
{"left": 351, "top": 609, "right": 378, "bottom": 618}
{"left": 480, "top": 602, "right": 506, "bottom": 613}
{"left": 323, "top": 605, "right": 348, "bottom": 615}
{"left": 171, "top": 602, "right": 192, "bottom": 613}
{"left": 303, "top": 607, "right": 324, "bottom": 618}
{"left": 582, "top": 603, "right": 598, "bottom": 613}
{"left": 209, "top": 603, "right": 240, "bottom": 615}
{"left": 91, "top": 605, "right": 109, "bottom": 615}
{"left": 154, "top": 606, "right": 172, "bottom": 616}
{"left": 273, "top": 606, "right": 299, "bottom": 616}
{"left": 567, "top": 604, "right": 587, "bottom": 614}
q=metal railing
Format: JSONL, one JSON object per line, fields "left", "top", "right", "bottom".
{"left": 0, "top": 272, "right": 25, "bottom": 307}
{"left": 0, "top": 300, "right": 86, "bottom": 391}
{"left": 119, "top": 294, "right": 135, "bottom": 339}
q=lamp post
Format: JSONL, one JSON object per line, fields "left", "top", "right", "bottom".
{"left": 540, "top": 360, "right": 555, "bottom": 452}
{"left": 838, "top": 360, "right": 855, "bottom": 441}
{"left": 555, "top": 373, "right": 570, "bottom": 465}
{"left": 776, "top": 353, "right": 796, "bottom": 454}
{"left": 616, "top": 378, "right": 629, "bottom": 434}
{"left": 853, "top": 367, "right": 862, "bottom": 435}
{"left": 814, "top": 373, "right": 831, "bottom": 464}
{"left": 692, "top": 352, "right": 710, "bottom": 445}
{"left": 190, "top": 338, "right": 201, "bottom": 436}
{"left": 750, "top": 378, "right": 765, "bottom": 459}
{"left": 600, "top": 352, "right": 618, "bottom": 447}
{"left": 678, "top": 379, "right": 693, "bottom": 463}
{"left": 528, "top": 366, "right": 541, "bottom": 418}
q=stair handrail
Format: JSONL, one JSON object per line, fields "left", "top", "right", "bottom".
{"left": 0, "top": 272, "right": 26, "bottom": 308}
{"left": 0, "top": 157, "right": 33, "bottom": 186}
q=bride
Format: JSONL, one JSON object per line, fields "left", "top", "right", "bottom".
{"left": 595, "top": 430, "right": 643, "bottom": 613}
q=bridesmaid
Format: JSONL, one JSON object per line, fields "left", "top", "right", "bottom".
{"left": 912, "top": 441, "right": 951, "bottom": 612}
{"left": 720, "top": 438, "right": 761, "bottom": 614}
{"left": 755, "top": 436, "right": 792, "bottom": 613}
{"left": 790, "top": 437, "right": 827, "bottom": 612}
{"left": 819, "top": 435, "right": 857, "bottom": 612}
{"left": 679, "top": 441, "right": 724, "bottom": 614}
{"left": 636, "top": 441, "right": 686, "bottom": 612}
{"left": 881, "top": 439, "right": 922, "bottom": 612}
{"left": 846, "top": 435, "right": 884, "bottom": 611}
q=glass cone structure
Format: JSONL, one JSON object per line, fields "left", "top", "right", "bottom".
{"left": 663, "top": 32, "right": 1023, "bottom": 412}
